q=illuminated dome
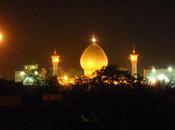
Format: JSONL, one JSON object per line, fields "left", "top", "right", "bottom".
{"left": 80, "top": 35, "right": 108, "bottom": 77}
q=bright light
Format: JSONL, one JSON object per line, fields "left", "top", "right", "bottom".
{"left": 91, "top": 35, "right": 97, "bottom": 43}
{"left": 148, "top": 73, "right": 170, "bottom": 85}
{"left": 168, "top": 67, "right": 173, "bottom": 72}
{"left": 52, "top": 56, "right": 60, "bottom": 63}
{"left": 0, "top": 33, "right": 3, "bottom": 42}
{"left": 51, "top": 50, "right": 60, "bottom": 63}
{"left": 92, "top": 38, "right": 96, "bottom": 43}
{"left": 148, "top": 76, "right": 157, "bottom": 85}
{"left": 114, "top": 81, "right": 118, "bottom": 85}
{"left": 28, "top": 77, "right": 33, "bottom": 82}
{"left": 20, "top": 71, "right": 25, "bottom": 76}
{"left": 157, "top": 74, "right": 169, "bottom": 83}
{"left": 151, "top": 67, "right": 156, "bottom": 73}
{"left": 130, "top": 48, "right": 138, "bottom": 62}
{"left": 34, "top": 71, "right": 39, "bottom": 75}
{"left": 150, "top": 78, "right": 157, "bottom": 85}
{"left": 23, "top": 77, "right": 34, "bottom": 85}
{"left": 87, "top": 60, "right": 94, "bottom": 67}
{"left": 63, "top": 75, "right": 69, "bottom": 81}
{"left": 58, "top": 75, "right": 76, "bottom": 86}
{"left": 130, "top": 55, "right": 138, "bottom": 62}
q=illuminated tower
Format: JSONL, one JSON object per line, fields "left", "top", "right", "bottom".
{"left": 130, "top": 46, "right": 138, "bottom": 78}
{"left": 80, "top": 35, "right": 108, "bottom": 77}
{"left": 51, "top": 50, "right": 60, "bottom": 76}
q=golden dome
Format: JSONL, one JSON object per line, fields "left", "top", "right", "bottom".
{"left": 80, "top": 36, "right": 108, "bottom": 77}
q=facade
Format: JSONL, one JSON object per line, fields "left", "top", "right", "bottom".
{"left": 80, "top": 35, "right": 108, "bottom": 77}
{"left": 51, "top": 50, "right": 60, "bottom": 76}
{"left": 15, "top": 64, "right": 47, "bottom": 85}
{"left": 144, "top": 67, "right": 175, "bottom": 85}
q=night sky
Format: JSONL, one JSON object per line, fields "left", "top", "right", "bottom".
{"left": 0, "top": 0, "right": 175, "bottom": 78}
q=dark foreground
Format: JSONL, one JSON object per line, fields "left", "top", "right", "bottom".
{"left": 0, "top": 85, "right": 175, "bottom": 130}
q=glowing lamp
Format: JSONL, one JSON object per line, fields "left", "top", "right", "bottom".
{"left": 168, "top": 67, "right": 173, "bottom": 72}
{"left": 63, "top": 75, "right": 69, "bottom": 81}
{"left": 34, "top": 71, "right": 39, "bottom": 75}
{"left": 152, "top": 67, "right": 156, "bottom": 73}
{"left": 20, "top": 71, "right": 25, "bottom": 76}
{"left": 91, "top": 35, "right": 97, "bottom": 43}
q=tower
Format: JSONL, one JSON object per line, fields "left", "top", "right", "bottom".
{"left": 130, "top": 46, "right": 138, "bottom": 78}
{"left": 51, "top": 50, "right": 60, "bottom": 76}
{"left": 80, "top": 35, "right": 108, "bottom": 77}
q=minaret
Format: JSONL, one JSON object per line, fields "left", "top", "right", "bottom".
{"left": 130, "top": 46, "right": 138, "bottom": 78}
{"left": 51, "top": 49, "right": 60, "bottom": 76}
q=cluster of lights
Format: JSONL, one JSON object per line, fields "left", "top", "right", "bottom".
{"left": 58, "top": 74, "right": 76, "bottom": 86}
{"left": 99, "top": 76, "right": 134, "bottom": 86}
{"left": 148, "top": 66, "right": 173, "bottom": 85}
{"left": 19, "top": 70, "right": 39, "bottom": 85}
{"left": 151, "top": 66, "right": 173, "bottom": 73}
{"left": 20, "top": 70, "right": 39, "bottom": 77}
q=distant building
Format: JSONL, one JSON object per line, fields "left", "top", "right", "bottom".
{"left": 144, "top": 66, "right": 175, "bottom": 85}
{"left": 15, "top": 64, "right": 47, "bottom": 85}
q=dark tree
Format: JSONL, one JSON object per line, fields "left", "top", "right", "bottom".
{"left": 93, "top": 65, "right": 135, "bottom": 86}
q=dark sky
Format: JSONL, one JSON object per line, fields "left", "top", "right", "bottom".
{"left": 0, "top": 0, "right": 175, "bottom": 78}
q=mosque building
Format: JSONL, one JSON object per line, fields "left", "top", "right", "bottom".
{"left": 80, "top": 35, "right": 108, "bottom": 77}
{"left": 14, "top": 35, "right": 142, "bottom": 86}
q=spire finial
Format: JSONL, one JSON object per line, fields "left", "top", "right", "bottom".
{"left": 54, "top": 48, "right": 57, "bottom": 55}
{"left": 132, "top": 45, "right": 136, "bottom": 54}
{"left": 91, "top": 34, "right": 97, "bottom": 43}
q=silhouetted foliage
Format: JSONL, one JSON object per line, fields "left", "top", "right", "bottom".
{"left": 46, "top": 76, "right": 59, "bottom": 88}
{"left": 93, "top": 65, "right": 135, "bottom": 86}
{"left": 0, "top": 74, "right": 174, "bottom": 129}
